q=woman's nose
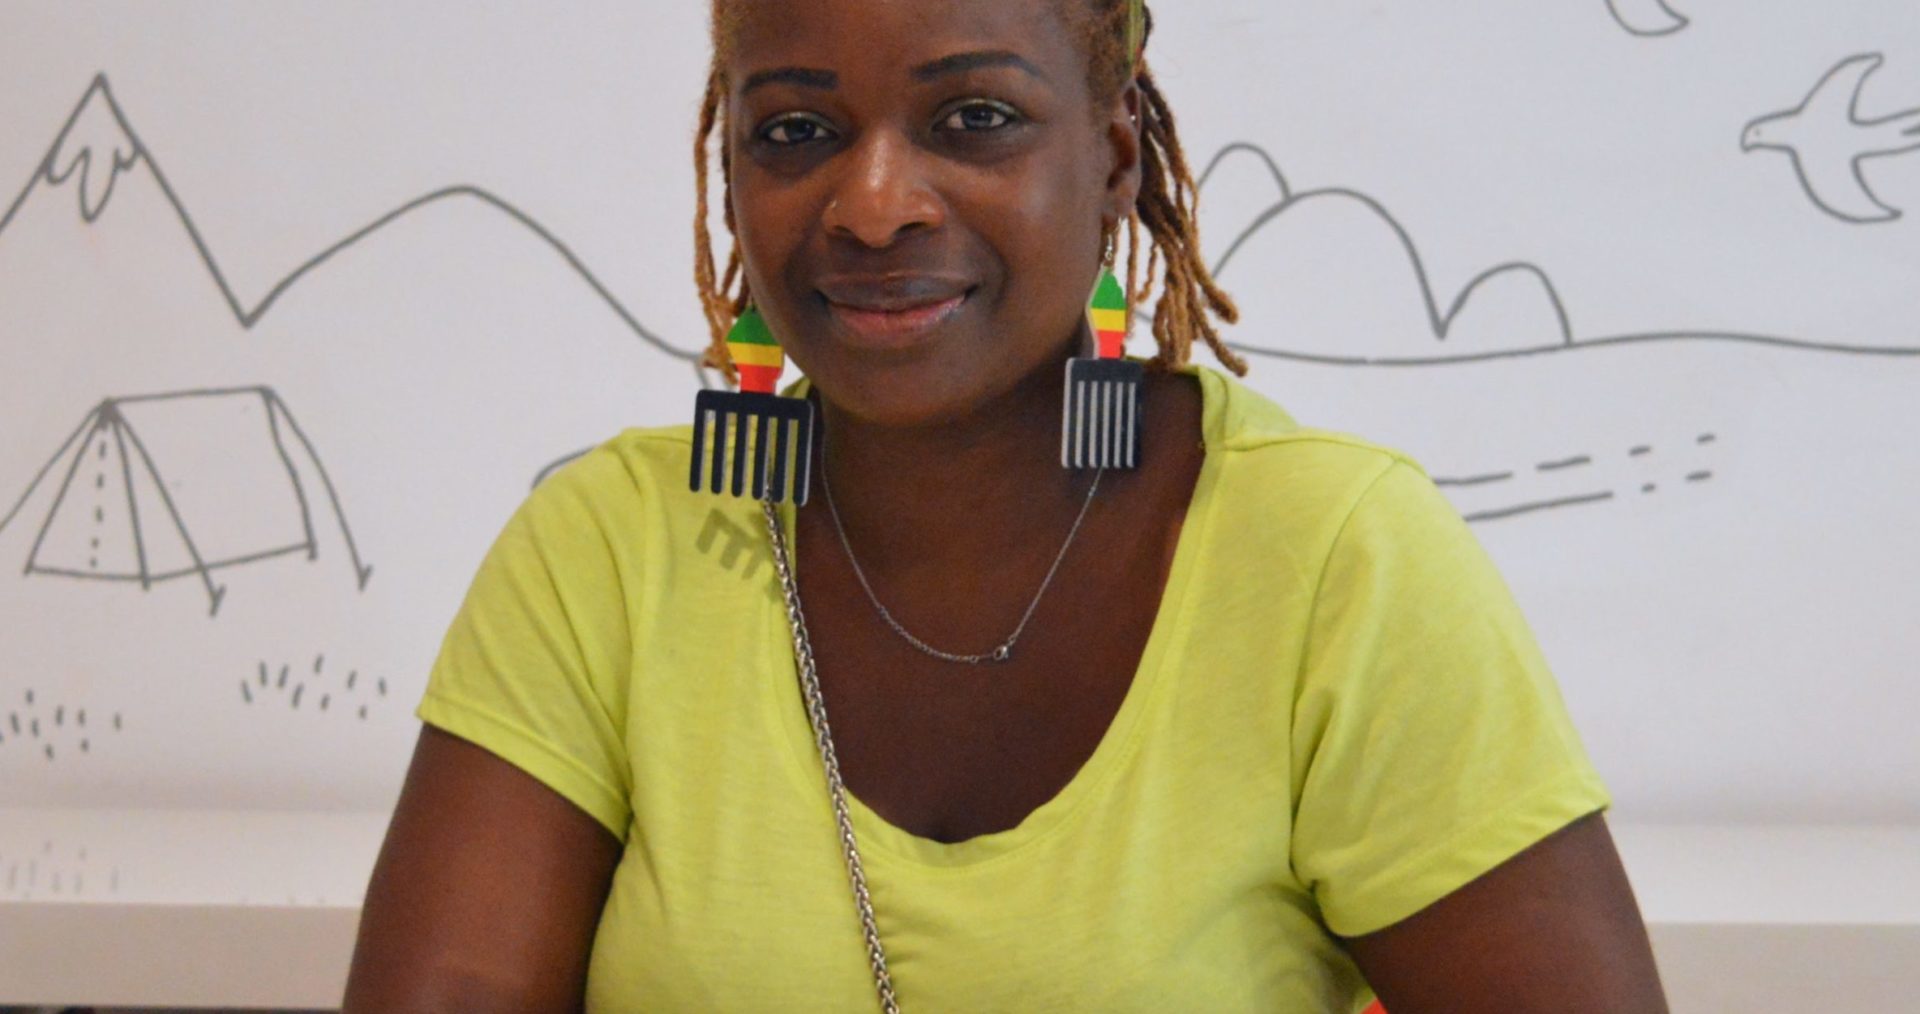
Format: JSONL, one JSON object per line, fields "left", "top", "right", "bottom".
{"left": 821, "top": 130, "right": 945, "bottom": 249}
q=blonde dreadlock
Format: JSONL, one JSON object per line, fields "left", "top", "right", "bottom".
{"left": 693, "top": 0, "right": 1246, "bottom": 388}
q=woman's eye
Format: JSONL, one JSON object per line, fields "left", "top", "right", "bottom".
{"left": 939, "top": 102, "right": 1018, "bottom": 133}
{"left": 759, "top": 115, "right": 836, "bottom": 146}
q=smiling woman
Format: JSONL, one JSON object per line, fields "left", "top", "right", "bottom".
{"left": 695, "top": 0, "right": 1244, "bottom": 428}
{"left": 346, "top": 2, "right": 1670, "bottom": 1012}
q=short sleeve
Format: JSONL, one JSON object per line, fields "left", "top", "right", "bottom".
{"left": 1289, "top": 459, "right": 1612, "bottom": 938}
{"left": 414, "top": 450, "right": 635, "bottom": 842}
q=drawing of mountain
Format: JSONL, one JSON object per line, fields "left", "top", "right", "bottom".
{"left": 0, "top": 74, "right": 719, "bottom": 629}
{"left": 31, "top": 74, "right": 141, "bottom": 224}
{"left": 1, "top": 75, "right": 706, "bottom": 365}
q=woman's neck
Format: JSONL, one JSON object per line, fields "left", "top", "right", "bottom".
{"left": 807, "top": 360, "right": 1100, "bottom": 573}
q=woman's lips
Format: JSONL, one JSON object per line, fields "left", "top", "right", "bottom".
{"left": 823, "top": 291, "right": 970, "bottom": 350}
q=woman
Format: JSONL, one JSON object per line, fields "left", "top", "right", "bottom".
{"left": 346, "top": 1, "right": 1669, "bottom": 1010}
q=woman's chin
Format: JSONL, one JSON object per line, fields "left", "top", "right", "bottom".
{"left": 807, "top": 360, "right": 1005, "bottom": 432}
{"left": 820, "top": 377, "right": 969, "bottom": 430}
{"left": 791, "top": 318, "right": 1063, "bottom": 432}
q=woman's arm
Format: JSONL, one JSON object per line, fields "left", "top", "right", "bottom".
{"left": 342, "top": 725, "right": 623, "bottom": 1014}
{"left": 1340, "top": 812, "right": 1669, "bottom": 1013}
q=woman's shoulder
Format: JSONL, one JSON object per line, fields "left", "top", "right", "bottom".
{"left": 538, "top": 422, "right": 694, "bottom": 486}
{"left": 514, "top": 422, "right": 704, "bottom": 535}
{"left": 1192, "top": 367, "right": 1487, "bottom": 611}
{"left": 1196, "top": 364, "right": 1433, "bottom": 508}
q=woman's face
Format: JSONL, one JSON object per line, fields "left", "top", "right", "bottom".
{"left": 724, "top": 0, "right": 1139, "bottom": 429}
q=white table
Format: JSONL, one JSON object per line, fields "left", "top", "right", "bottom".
{"left": 1611, "top": 824, "right": 1920, "bottom": 1011}
{"left": 2, "top": 810, "right": 1916, "bottom": 1011}
{"left": 1, "top": 809, "right": 385, "bottom": 1010}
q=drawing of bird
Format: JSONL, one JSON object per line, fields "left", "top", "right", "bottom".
{"left": 1741, "top": 53, "right": 1920, "bottom": 224}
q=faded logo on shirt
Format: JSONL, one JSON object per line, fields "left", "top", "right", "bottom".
{"left": 697, "top": 508, "right": 783, "bottom": 603}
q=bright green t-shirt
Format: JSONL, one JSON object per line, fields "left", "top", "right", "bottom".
{"left": 415, "top": 363, "right": 1611, "bottom": 1012}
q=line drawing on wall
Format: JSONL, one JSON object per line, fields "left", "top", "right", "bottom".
{"left": 0, "top": 386, "right": 370, "bottom": 616}
{"left": 5, "top": 79, "right": 1902, "bottom": 535}
{"left": 0, "top": 687, "right": 123, "bottom": 763}
{"left": 534, "top": 450, "right": 592, "bottom": 490}
{"left": 1184, "top": 139, "right": 1906, "bottom": 525}
{"left": 1194, "top": 142, "right": 1920, "bottom": 365}
{"left": 1605, "top": 0, "right": 1691, "bottom": 39}
{"left": 0, "top": 73, "right": 706, "bottom": 382}
{"left": 241, "top": 653, "right": 390, "bottom": 722}
{"left": 1437, "top": 432, "right": 1720, "bottom": 524}
{"left": 1742, "top": 52, "right": 1920, "bottom": 224}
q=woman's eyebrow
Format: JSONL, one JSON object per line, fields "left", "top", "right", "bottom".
{"left": 741, "top": 67, "right": 838, "bottom": 94}
{"left": 911, "top": 50, "right": 1048, "bottom": 83}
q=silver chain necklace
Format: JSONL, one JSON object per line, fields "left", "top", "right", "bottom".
{"left": 761, "top": 498, "right": 901, "bottom": 1013}
{"left": 819, "top": 453, "right": 1104, "bottom": 665}
{"left": 762, "top": 445, "right": 1103, "bottom": 1013}
{"left": 761, "top": 478, "right": 1102, "bottom": 1013}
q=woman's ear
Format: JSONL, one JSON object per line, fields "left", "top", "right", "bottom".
{"left": 1103, "top": 82, "right": 1145, "bottom": 222}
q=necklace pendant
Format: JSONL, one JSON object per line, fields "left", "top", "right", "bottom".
{"left": 990, "top": 645, "right": 1012, "bottom": 664}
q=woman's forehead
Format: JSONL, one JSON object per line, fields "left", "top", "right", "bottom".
{"left": 721, "top": 0, "right": 1082, "bottom": 79}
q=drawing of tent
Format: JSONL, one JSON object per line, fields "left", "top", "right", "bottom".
{"left": 0, "top": 386, "right": 372, "bottom": 616}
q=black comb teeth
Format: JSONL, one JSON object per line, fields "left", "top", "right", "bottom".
{"left": 1062, "top": 358, "right": 1143, "bottom": 470}
{"left": 689, "top": 390, "right": 815, "bottom": 505}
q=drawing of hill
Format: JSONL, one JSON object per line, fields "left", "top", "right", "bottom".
{"left": 1180, "top": 141, "right": 1916, "bottom": 534}
{"left": 1193, "top": 142, "right": 1920, "bottom": 366}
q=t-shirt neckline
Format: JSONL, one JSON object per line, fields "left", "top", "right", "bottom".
{"left": 762, "top": 362, "right": 1231, "bottom": 870}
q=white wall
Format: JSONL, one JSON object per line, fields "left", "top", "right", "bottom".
{"left": 0, "top": 0, "right": 1914, "bottom": 832}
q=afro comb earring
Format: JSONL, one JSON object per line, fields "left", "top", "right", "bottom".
{"left": 1062, "top": 239, "right": 1143, "bottom": 470}
{"left": 689, "top": 306, "right": 815, "bottom": 504}
{"left": 1059, "top": 2, "right": 1150, "bottom": 471}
